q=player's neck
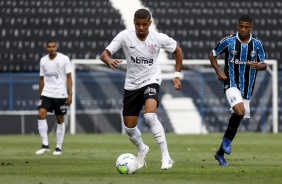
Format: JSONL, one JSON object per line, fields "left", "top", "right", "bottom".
{"left": 49, "top": 53, "right": 57, "bottom": 60}
{"left": 136, "top": 32, "right": 149, "bottom": 41}
{"left": 238, "top": 35, "right": 250, "bottom": 44}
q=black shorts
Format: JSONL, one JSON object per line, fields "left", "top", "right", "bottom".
{"left": 122, "top": 83, "right": 160, "bottom": 116}
{"left": 37, "top": 96, "right": 68, "bottom": 115}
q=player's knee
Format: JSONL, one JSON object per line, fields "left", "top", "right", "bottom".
{"left": 144, "top": 113, "right": 157, "bottom": 127}
{"left": 235, "top": 110, "right": 245, "bottom": 116}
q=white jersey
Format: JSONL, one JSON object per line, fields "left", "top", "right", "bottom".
{"left": 106, "top": 28, "right": 177, "bottom": 90}
{"left": 39, "top": 52, "right": 72, "bottom": 98}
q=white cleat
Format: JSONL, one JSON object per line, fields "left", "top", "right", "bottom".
{"left": 137, "top": 145, "right": 149, "bottom": 169}
{"left": 53, "top": 148, "right": 62, "bottom": 155}
{"left": 161, "top": 158, "right": 174, "bottom": 170}
{"left": 35, "top": 145, "right": 50, "bottom": 155}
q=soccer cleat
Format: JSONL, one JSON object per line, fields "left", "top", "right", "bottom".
{"left": 35, "top": 145, "right": 50, "bottom": 155}
{"left": 222, "top": 137, "right": 232, "bottom": 155}
{"left": 137, "top": 145, "right": 149, "bottom": 169}
{"left": 53, "top": 148, "right": 62, "bottom": 155}
{"left": 161, "top": 158, "right": 174, "bottom": 170}
{"left": 214, "top": 153, "right": 228, "bottom": 166}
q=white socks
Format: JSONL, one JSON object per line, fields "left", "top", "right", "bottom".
{"left": 144, "top": 113, "right": 170, "bottom": 160}
{"left": 125, "top": 126, "right": 146, "bottom": 153}
{"left": 56, "top": 123, "right": 65, "bottom": 150}
{"left": 38, "top": 119, "right": 48, "bottom": 146}
{"left": 38, "top": 120, "right": 65, "bottom": 150}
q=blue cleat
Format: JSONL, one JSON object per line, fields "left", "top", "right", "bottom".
{"left": 215, "top": 153, "right": 228, "bottom": 166}
{"left": 222, "top": 137, "right": 232, "bottom": 155}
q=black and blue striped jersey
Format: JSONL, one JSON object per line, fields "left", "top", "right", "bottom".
{"left": 212, "top": 33, "right": 266, "bottom": 100}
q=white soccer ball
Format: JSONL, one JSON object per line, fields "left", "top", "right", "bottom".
{"left": 116, "top": 153, "right": 138, "bottom": 174}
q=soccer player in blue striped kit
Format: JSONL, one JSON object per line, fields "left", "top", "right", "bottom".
{"left": 209, "top": 15, "right": 267, "bottom": 166}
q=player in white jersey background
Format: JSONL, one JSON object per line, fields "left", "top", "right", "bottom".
{"left": 36, "top": 40, "right": 73, "bottom": 156}
{"left": 100, "top": 9, "right": 183, "bottom": 170}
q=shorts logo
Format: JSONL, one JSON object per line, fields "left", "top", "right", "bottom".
{"left": 60, "top": 104, "right": 67, "bottom": 113}
{"left": 230, "top": 96, "right": 236, "bottom": 103}
{"left": 144, "top": 87, "right": 156, "bottom": 96}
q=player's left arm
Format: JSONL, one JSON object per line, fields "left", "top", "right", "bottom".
{"left": 250, "top": 41, "right": 267, "bottom": 71}
{"left": 249, "top": 61, "right": 267, "bottom": 70}
{"left": 66, "top": 72, "right": 73, "bottom": 106}
{"left": 172, "top": 45, "right": 183, "bottom": 90}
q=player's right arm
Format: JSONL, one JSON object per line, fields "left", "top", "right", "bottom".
{"left": 100, "top": 49, "right": 122, "bottom": 70}
{"left": 38, "top": 76, "right": 44, "bottom": 100}
{"left": 209, "top": 51, "right": 227, "bottom": 81}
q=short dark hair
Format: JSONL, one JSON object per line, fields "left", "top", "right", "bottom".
{"left": 46, "top": 39, "right": 56, "bottom": 45}
{"left": 238, "top": 15, "right": 253, "bottom": 23}
{"left": 134, "top": 9, "right": 151, "bottom": 20}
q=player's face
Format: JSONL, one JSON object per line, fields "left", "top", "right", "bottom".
{"left": 134, "top": 17, "right": 151, "bottom": 39}
{"left": 46, "top": 42, "right": 57, "bottom": 56}
{"left": 237, "top": 21, "right": 253, "bottom": 40}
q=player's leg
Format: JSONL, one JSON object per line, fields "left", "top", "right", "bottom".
{"left": 123, "top": 116, "right": 149, "bottom": 169}
{"left": 53, "top": 99, "right": 68, "bottom": 155}
{"left": 144, "top": 98, "right": 174, "bottom": 170}
{"left": 215, "top": 87, "right": 244, "bottom": 166}
{"left": 36, "top": 96, "right": 51, "bottom": 155}
{"left": 123, "top": 89, "right": 148, "bottom": 169}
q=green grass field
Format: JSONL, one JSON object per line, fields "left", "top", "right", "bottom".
{"left": 0, "top": 133, "right": 281, "bottom": 184}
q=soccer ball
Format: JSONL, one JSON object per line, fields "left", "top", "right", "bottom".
{"left": 116, "top": 153, "right": 138, "bottom": 174}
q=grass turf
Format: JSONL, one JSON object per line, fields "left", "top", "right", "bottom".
{"left": 0, "top": 133, "right": 281, "bottom": 184}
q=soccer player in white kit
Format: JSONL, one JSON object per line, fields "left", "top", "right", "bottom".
{"left": 100, "top": 9, "right": 183, "bottom": 170}
{"left": 35, "top": 40, "right": 73, "bottom": 156}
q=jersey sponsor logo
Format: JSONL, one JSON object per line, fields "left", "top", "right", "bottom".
{"left": 131, "top": 56, "right": 153, "bottom": 66}
{"left": 148, "top": 44, "right": 157, "bottom": 54}
{"left": 144, "top": 87, "right": 156, "bottom": 95}
{"left": 45, "top": 73, "right": 59, "bottom": 79}
{"left": 230, "top": 59, "right": 251, "bottom": 65}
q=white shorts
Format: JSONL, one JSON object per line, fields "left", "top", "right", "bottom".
{"left": 225, "top": 87, "right": 250, "bottom": 118}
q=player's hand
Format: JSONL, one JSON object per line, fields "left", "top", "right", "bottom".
{"left": 217, "top": 71, "right": 227, "bottom": 81}
{"left": 37, "top": 100, "right": 42, "bottom": 107}
{"left": 249, "top": 61, "right": 260, "bottom": 70}
{"left": 173, "top": 77, "right": 181, "bottom": 90}
{"left": 66, "top": 96, "right": 72, "bottom": 106}
{"left": 108, "top": 59, "right": 122, "bottom": 70}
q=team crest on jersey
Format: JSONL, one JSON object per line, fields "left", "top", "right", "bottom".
{"left": 231, "top": 50, "right": 238, "bottom": 55}
{"left": 148, "top": 44, "right": 156, "bottom": 54}
{"left": 250, "top": 50, "right": 256, "bottom": 58}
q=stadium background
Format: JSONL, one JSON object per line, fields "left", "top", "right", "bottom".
{"left": 0, "top": 0, "right": 281, "bottom": 134}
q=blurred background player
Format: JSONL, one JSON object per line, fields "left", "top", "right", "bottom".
{"left": 100, "top": 9, "right": 183, "bottom": 170}
{"left": 36, "top": 40, "right": 73, "bottom": 155}
{"left": 209, "top": 15, "right": 267, "bottom": 166}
